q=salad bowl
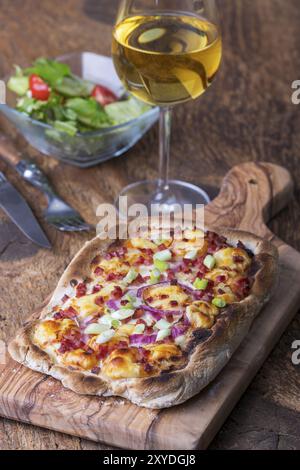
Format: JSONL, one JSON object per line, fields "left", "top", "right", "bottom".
{"left": 0, "top": 52, "right": 159, "bottom": 167}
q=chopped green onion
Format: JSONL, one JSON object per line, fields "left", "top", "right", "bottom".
{"left": 133, "top": 323, "right": 146, "bottom": 334}
{"left": 156, "top": 328, "right": 171, "bottom": 341}
{"left": 123, "top": 268, "right": 138, "bottom": 285}
{"left": 111, "top": 309, "right": 135, "bottom": 320}
{"left": 150, "top": 268, "right": 161, "bottom": 284}
{"left": 95, "top": 329, "right": 115, "bottom": 344}
{"left": 193, "top": 278, "right": 208, "bottom": 290}
{"left": 204, "top": 254, "right": 216, "bottom": 270}
{"left": 152, "top": 238, "right": 169, "bottom": 246}
{"left": 154, "top": 259, "right": 169, "bottom": 272}
{"left": 98, "top": 315, "right": 112, "bottom": 326}
{"left": 111, "top": 319, "right": 121, "bottom": 329}
{"left": 84, "top": 323, "right": 110, "bottom": 335}
{"left": 155, "top": 319, "right": 171, "bottom": 330}
{"left": 154, "top": 249, "right": 172, "bottom": 262}
{"left": 184, "top": 249, "right": 198, "bottom": 261}
{"left": 212, "top": 298, "right": 227, "bottom": 308}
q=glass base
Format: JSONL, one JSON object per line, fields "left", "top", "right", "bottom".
{"left": 116, "top": 179, "right": 210, "bottom": 216}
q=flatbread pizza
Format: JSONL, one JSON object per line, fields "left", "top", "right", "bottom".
{"left": 9, "top": 227, "right": 278, "bottom": 408}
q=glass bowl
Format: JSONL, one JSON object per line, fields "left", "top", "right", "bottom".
{"left": 0, "top": 52, "right": 159, "bottom": 167}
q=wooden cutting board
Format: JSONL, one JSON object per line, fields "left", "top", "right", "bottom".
{"left": 1, "top": 161, "right": 299, "bottom": 450}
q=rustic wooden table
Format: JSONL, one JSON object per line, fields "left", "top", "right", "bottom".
{"left": 0, "top": 0, "right": 299, "bottom": 450}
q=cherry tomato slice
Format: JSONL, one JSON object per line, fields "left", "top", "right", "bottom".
{"left": 29, "top": 74, "right": 50, "bottom": 101}
{"left": 91, "top": 85, "right": 117, "bottom": 106}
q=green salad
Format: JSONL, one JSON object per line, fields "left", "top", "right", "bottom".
{"left": 7, "top": 58, "right": 150, "bottom": 135}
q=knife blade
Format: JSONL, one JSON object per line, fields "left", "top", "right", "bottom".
{"left": 0, "top": 172, "right": 51, "bottom": 249}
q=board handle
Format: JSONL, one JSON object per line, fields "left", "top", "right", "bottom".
{"left": 205, "top": 162, "right": 294, "bottom": 238}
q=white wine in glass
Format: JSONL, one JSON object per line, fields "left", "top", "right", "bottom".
{"left": 112, "top": 0, "right": 222, "bottom": 211}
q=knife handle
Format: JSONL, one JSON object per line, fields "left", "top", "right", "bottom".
{"left": 0, "top": 135, "right": 22, "bottom": 167}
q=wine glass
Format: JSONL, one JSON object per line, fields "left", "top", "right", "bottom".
{"left": 112, "top": 0, "right": 222, "bottom": 212}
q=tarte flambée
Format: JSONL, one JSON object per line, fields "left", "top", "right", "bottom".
{"left": 8, "top": 227, "right": 278, "bottom": 409}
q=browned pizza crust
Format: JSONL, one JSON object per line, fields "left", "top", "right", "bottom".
{"left": 8, "top": 228, "right": 278, "bottom": 409}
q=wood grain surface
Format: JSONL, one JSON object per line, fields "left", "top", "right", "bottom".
{"left": 1, "top": 161, "right": 299, "bottom": 450}
{"left": 0, "top": 0, "right": 299, "bottom": 450}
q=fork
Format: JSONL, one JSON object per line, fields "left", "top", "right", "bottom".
{"left": 16, "top": 160, "right": 92, "bottom": 232}
{"left": 0, "top": 135, "right": 92, "bottom": 232}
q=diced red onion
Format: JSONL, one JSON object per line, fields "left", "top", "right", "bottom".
{"left": 106, "top": 299, "right": 119, "bottom": 310}
{"left": 171, "top": 324, "right": 188, "bottom": 339}
{"left": 129, "top": 333, "right": 157, "bottom": 346}
{"left": 140, "top": 304, "right": 182, "bottom": 319}
{"left": 137, "top": 281, "right": 169, "bottom": 298}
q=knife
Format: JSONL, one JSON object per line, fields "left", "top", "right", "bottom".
{"left": 0, "top": 172, "right": 51, "bottom": 249}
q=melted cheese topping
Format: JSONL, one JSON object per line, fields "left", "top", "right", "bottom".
{"left": 142, "top": 285, "right": 189, "bottom": 311}
{"left": 172, "top": 229, "right": 207, "bottom": 257}
{"left": 214, "top": 248, "right": 251, "bottom": 272}
{"left": 33, "top": 230, "right": 254, "bottom": 379}
{"left": 186, "top": 301, "right": 218, "bottom": 329}
{"left": 102, "top": 348, "right": 146, "bottom": 379}
{"left": 33, "top": 319, "right": 77, "bottom": 347}
{"left": 73, "top": 293, "right": 103, "bottom": 317}
{"left": 62, "top": 349, "right": 98, "bottom": 370}
{"left": 148, "top": 343, "right": 181, "bottom": 362}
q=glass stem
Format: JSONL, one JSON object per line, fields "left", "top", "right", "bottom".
{"left": 158, "top": 107, "right": 172, "bottom": 192}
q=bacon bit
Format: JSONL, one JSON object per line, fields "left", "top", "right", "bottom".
{"left": 76, "top": 282, "right": 87, "bottom": 298}
{"left": 112, "top": 286, "right": 123, "bottom": 299}
{"left": 166, "top": 314, "right": 174, "bottom": 322}
{"left": 95, "top": 296, "right": 104, "bottom": 306}
{"left": 158, "top": 244, "right": 167, "bottom": 251}
{"left": 146, "top": 296, "right": 154, "bottom": 303}
{"left": 53, "top": 311, "right": 64, "bottom": 320}
{"left": 167, "top": 269, "right": 176, "bottom": 281}
{"left": 105, "top": 247, "right": 128, "bottom": 260}
{"left": 136, "top": 318, "right": 147, "bottom": 326}
{"left": 61, "top": 294, "right": 70, "bottom": 304}
{"left": 70, "top": 279, "right": 78, "bottom": 287}
{"left": 159, "top": 294, "right": 168, "bottom": 300}
{"left": 145, "top": 326, "right": 154, "bottom": 334}
{"left": 133, "top": 256, "right": 145, "bottom": 266}
{"left": 141, "top": 248, "right": 154, "bottom": 256}
{"left": 58, "top": 329, "right": 82, "bottom": 353}
{"left": 132, "top": 273, "right": 144, "bottom": 285}
{"left": 96, "top": 344, "right": 109, "bottom": 360}
{"left": 55, "top": 306, "right": 78, "bottom": 320}
{"left": 133, "top": 309, "right": 144, "bottom": 319}
{"left": 120, "top": 299, "right": 129, "bottom": 306}
{"left": 216, "top": 275, "right": 226, "bottom": 283}
{"left": 170, "top": 300, "right": 178, "bottom": 307}
{"left": 94, "top": 266, "right": 104, "bottom": 276}
{"left": 115, "top": 246, "right": 127, "bottom": 258}
{"left": 233, "top": 255, "right": 244, "bottom": 263}
{"left": 91, "top": 255, "right": 100, "bottom": 266}
{"left": 218, "top": 289, "right": 225, "bottom": 295}
{"left": 106, "top": 272, "right": 118, "bottom": 281}
{"left": 92, "top": 285, "right": 102, "bottom": 294}
{"left": 143, "top": 363, "right": 153, "bottom": 373}
{"left": 170, "top": 279, "right": 178, "bottom": 286}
